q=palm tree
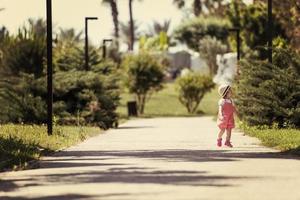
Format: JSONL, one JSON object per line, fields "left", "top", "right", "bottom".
{"left": 58, "top": 28, "right": 82, "bottom": 46}
{"left": 56, "top": 28, "right": 82, "bottom": 49}
{"left": 120, "top": 20, "right": 140, "bottom": 51}
{"left": 129, "top": 0, "right": 134, "bottom": 51}
{"left": 148, "top": 19, "right": 171, "bottom": 36}
{"left": 27, "top": 18, "right": 47, "bottom": 39}
{"left": 128, "top": 0, "right": 143, "bottom": 51}
{"left": 102, "top": 0, "right": 119, "bottom": 46}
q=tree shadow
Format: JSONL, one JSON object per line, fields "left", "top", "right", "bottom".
{"left": 51, "top": 149, "right": 300, "bottom": 163}
{"left": 1, "top": 148, "right": 298, "bottom": 197}
{"left": 116, "top": 126, "right": 155, "bottom": 129}
{"left": 1, "top": 193, "right": 129, "bottom": 200}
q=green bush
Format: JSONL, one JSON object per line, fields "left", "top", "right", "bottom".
{"left": 176, "top": 73, "right": 215, "bottom": 114}
{"left": 0, "top": 20, "right": 121, "bottom": 129}
{"left": 174, "top": 16, "right": 230, "bottom": 51}
{"left": 1, "top": 19, "right": 46, "bottom": 78}
{"left": 53, "top": 66, "right": 120, "bottom": 129}
{"left": 123, "top": 53, "right": 165, "bottom": 115}
{"left": 0, "top": 74, "right": 47, "bottom": 124}
{"left": 236, "top": 47, "right": 300, "bottom": 128}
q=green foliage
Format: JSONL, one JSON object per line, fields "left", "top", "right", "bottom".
{"left": 139, "top": 32, "right": 170, "bottom": 52}
{"left": 236, "top": 47, "right": 300, "bottom": 128}
{"left": 1, "top": 20, "right": 46, "bottom": 78}
{"left": 123, "top": 53, "right": 165, "bottom": 114}
{"left": 174, "top": 16, "right": 230, "bottom": 51}
{"left": 176, "top": 73, "right": 215, "bottom": 113}
{"left": 0, "top": 124, "right": 99, "bottom": 170}
{"left": 240, "top": 122, "right": 300, "bottom": 155}
{"left": 148, "top": 20, "right": 171, "bottom": 36}
{"left": 54, "top": 29, "right": 100, "bottom": 72}
{"left": 0, "top": 20, "right": 121, "bottom": 129}
{"left": 0, "top": 74, "right": 47, "bottom": 124}
{"left": 53, "top": 65, "right": 120, "bottom": 129}
{"left": 227, "top": 1, "right": 286, "bottom": 59}
{"left": 198, "top": 36, "right": 227, "bottom": 75}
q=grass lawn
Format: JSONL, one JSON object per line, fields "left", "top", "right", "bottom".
{"left": 117, "top": 83, "right": 219, "bottom": 118}
{"left": 0, "top": 125, "right": 99, "bottom": 171}
{"left": 241, "top": 125, "right": 300, "bottom": 155}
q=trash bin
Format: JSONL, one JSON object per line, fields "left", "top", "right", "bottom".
{"left": 127, "top": 101, "right": 138, "bottom": 117}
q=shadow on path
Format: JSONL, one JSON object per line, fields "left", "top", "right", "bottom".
{"left": 1, "top": 193, "right": 130, "bottom": 200}
{"left": 2, "top": 148, "right": 293, "bottom": 195}
{"left": 52, "top": 149, "right": 300, "bottom": 162}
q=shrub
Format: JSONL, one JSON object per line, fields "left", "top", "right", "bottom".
{"left": 176, "top": 73, "right": 215, "bottom": 114}
{"left": 0, "top": 74, "right": 47, "bottom": 124}
{"left": 235, "top": 47, "right": 300, "bottom": 128}
{"left": 0, "top": 19, "right": 121, "bottom": 129}
{"left": 53, "top": 62, "right": 120, "bottom": 129}
{"left": 1, "top": 19, "right": 46, "bottom": 78}
{"left": 123, "top": 53, "right": 165, "bottom": 115}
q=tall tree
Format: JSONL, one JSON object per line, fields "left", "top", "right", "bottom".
{"left": 128, "top": 0, "right": 143, "bottom": 51}
{"left": 253, "top": 0, "right": 300, "bottom": 51}
{"left": 102, "top": 0, "right": 119, "bottom": 47}
{"left": 120, "top": 20, "right": 140, "bottom": 51}
{"left": 129, "top": 0, "right": 134, "bottom": 51}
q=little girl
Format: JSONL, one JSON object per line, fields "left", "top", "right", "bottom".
{"left": 217, "top": 84, "right": 236, "bottom": 147}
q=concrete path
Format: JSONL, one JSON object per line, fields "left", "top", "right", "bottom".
{"left": 1, "top": 117, "right": 300, "bottom": 200}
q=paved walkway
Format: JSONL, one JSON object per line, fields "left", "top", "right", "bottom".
{"left": 1, "top": 117, "right": 300, "bottom": 200}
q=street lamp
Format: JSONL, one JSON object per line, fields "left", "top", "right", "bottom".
{"left": 267, "top": 0, "right": 273, "bottom": 63}
{"left": 102, "top": 39, "right": 113, "bottom": 59}
{"left": 46, "top": 0, "right": 53, "bottom": 135}
{"left": 228, "top": 28, "right": 241, "bottom": 61}
{"left": 85, "top": 17, "right": 98, "bottom": 70}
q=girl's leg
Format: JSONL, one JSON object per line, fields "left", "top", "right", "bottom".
{"left": 217, "top": 129, "right": 225, "bottom": 147}
{"left": 225, "top": 128, "right": 233, "bottom": 147}
{"left": 225, "top": 128, "right": 232, "bottom": 142}
{"left": 218, "top": 129, "right": 225, "bottom": 139}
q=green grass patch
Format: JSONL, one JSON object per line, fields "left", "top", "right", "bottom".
{"left": 118, "top": 83, "right": 219, "bottom": 118}
{"left": 241, "top": 125, "right": 300, "bottom": 155}
{"left": 0, "top": 124, "right": 99, "bottom": 171}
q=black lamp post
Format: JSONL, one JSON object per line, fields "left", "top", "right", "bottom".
{"left": 228, "top": 28, "right": 241, "bottom": 61}
{"left": 102, "top": 39, "right": 113, "bottom": 59}
{"left": 85, "top": 17, "right": 98, "bottom": 70}
{"left": 267, "top": 0, "right": 273, "bottom": 63}
{"left": 46, "top": 0, "right": 53, "bottom": 135}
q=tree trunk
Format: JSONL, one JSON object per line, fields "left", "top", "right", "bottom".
{"left": 137, "top": 94, "right": 146, "bottom": 115}
{"left": 110, "top": 0, "right": 119, "bottom": 48}
{"left": 129, "top": 0, "right": 134, "bottom": 51}
{"left": 140, "top": 95, "right": 146, "bottom": 115}
{"left": 193, "top": 0, "right": 201, "bottom": 16}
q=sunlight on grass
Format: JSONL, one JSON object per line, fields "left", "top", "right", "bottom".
{"left": 241, "top": 124, "right": 300, "bottom": 155}
{"left": 0, "top": 125, "right": 99, "bottom": 170}
{"left": 118, "top": 83, "right": 219, "bottom": 118}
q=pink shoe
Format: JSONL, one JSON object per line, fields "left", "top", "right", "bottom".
{"left": 217, "top": 138, "right": 222, "bottom": 147}
{"left": 224, "top": 141, "right": 233, "bottom": 148}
